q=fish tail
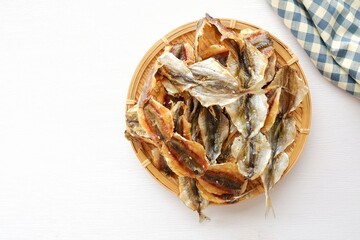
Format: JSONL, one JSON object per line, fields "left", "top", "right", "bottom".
{"left": 264, "top": 189, "right": 276, "bottom": 218}
{"left": 198, "top": 210, "right": 210, "bottom": 223}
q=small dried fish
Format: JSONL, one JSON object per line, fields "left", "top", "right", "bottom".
{"left": 151, "top": 148, "right": 174, "bottom": 176}
{"left": 189, "top": 58, "right": 243, "bottom": 107}
{"left": 261, "top": 116, "right": 296, "bottom": 214}
{"left": 267, "top": 117, "right": 296, "bottom": 157}
{"left": 201, "top": 44, "right": 229, "bottom": 62}
{"left": 198, "top": 105, "right": 229, "bottom": 164}
{"left": 225, "top": 94, "right": 268, "bottom": 138}
{"left": 169, "top": 43, "right": 195, "bottom": 65}
{"left": 150, "top": 75, "right": 168, "bottom": 105}
{"left": 261, "top": 152, "right": 289, "bottom": 216}
{"left": 197, "top": 180, "right": 249, "bottom": 204}
{"left": 216, "top": 125, "right": 240, "bottom": 164}
{"left": 197, "top": 162, "right": 248, "bottom": 195}
{"left": 226, "top": 51, "right": 240, "bottom": 78}
{"left": 138, "top": 97, "right": 174, "bottom": 145}
{"left": 231, "top": 133, "right": 271, "bottom": 180}
{"left": 194, "top": 16, "right": 223, "bottom": 61}
{"left": 161, "top": 133, "right": 208, "bottom": 177}
{"left": 243, "top": 29, "right": 274, "bottom": 58}
{"left": 261, "top": 88, "right": 281, "bottom": 133}
{"left": 125, "top": 13, "right": 309, "bottom": 220}
{"left": 125, "top": 104, "right": 152, "bottom": 144}
{"left": 158, "top": 52, "right": 198, "bottom": 93}
{"left": 265, "top": 52, "right": 277, "bottom": 83}
{"left": 195, "top": 14, "right": 243, "bottom": 82}
{"left": 179, "top": 177, "right": 209, "bottom": 222}
{"left": 239, "top": 41, "right": 268, "bottom": 89}
{"left": 184, "top": 95, "right": 202, "bottom": 141}
{"left": 268, "top": 66, "right": 309, "bottom": 116}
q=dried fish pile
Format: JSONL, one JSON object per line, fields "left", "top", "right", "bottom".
{"left": 125, "top": 14, "right": 308, "bottom": 221}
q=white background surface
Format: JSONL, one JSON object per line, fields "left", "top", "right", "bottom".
{"left": 0, "top": 1, "right": 359, "bottom": 239}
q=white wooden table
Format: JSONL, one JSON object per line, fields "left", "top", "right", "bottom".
{"left": 0, "top": 1, "right": 359, "bottom": 239}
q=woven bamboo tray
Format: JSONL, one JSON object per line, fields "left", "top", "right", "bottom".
{"left": 126, "top": 18, "right": 312, "bottom": 203}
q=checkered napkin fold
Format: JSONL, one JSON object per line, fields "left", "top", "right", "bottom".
{"left": 268, "top": 0, "right": 360, "bottom": 99}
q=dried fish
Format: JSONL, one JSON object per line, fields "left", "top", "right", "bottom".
{"left": 151, "top": 148, "right": 174, "bottom": 176}
{"left": 179, "top": 177, "right": 209, "bottom": 222}
{"left": 201, "top": 44, "right": 229, "bottom": 62}
{"left": 170, "top": 101, "right": 192, "bottom": 140}
{"left": 261, "top": 88, "right": 281, "bottom": 133}
{"left": 267, "top": 117, "right": 296, "bottom": 157}
{"left": 169, "top": 43, "right": 195, "bottom": 65}
{"left": 161, "top": 133, "right": 208, "bottom": 177}
{"left": 158, "top": 51, "right": 198, "bottom": 93}
{"left": 125, "top": 13, "right": 309, "bottom": 220}
{"left": 238, "top": 41, "right": 268, "bottom": 89}
{"left": 225, "top": 94, "right": 268, "bottom": 138}
{"left": 197, "top": 180, "right": 250, "bottom": 204}
{"left": 195, "top": 14, "right": 243, "bottom": 81}
{"left": 261, "top": 152, "right": 289, "bottom": 216}
{"left": 197, "top": 162, "right": 248, "bottom": 195}
{"left": 217, "top": 125, "right": 240, "bottom": 164}
{"left": 243, "top": 29, "right": 274, "bottom": 58}
{"left": 198, "top": 105, "right": 229, "bottom": 164}
{"left": 138, "top": 97, "right": 174, "bottom": 145}
{"left": 184, "top": 95, "right": 202, "bottom": 141}
{"left": 231, "top": 133, "right": 271, "bottom": 180}
{"left": 265, "top": 52, "right": 277, "bottom": 83}
{"left": 125, "top": 104, "right": 152, "bottom": 144}
{"left": 189, "top": 58, "right": 243, "bottom": 107}
{"left": 194, "top": 16, "right": 223, "bottom": 61}
{"left": 268, "top": 66, "right": 309, "bottom": 115}
{"left": 261, "top": 116, "right": 296, "bottom": 214}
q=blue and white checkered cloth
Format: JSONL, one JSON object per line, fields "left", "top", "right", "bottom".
{"left": 268, "top": 0, "right": 360, "bottom": 99}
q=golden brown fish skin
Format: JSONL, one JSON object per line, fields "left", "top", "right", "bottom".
{"left": 268, "top": 66, "right": 309, "bottom": 116}
{"left": 198, "top": 106, "right": 230, "bottom": 164}
{"left": 197, "top": 180, "right": 248, "bottom": 204}
{"left": 195, "top": 14, "right": 243, "bottom": 81}
{"left": 244, "top": 29, "right": 274, "bottom": 58}
{"left": 137, "top": 97, "right": 174, "bottom": 145}
{"left": 265, "top": 52, "right": 277, "bottom": 83}
{"left": 158, "top": 52, "right": 198, "bottom": 93}
{"left": 138, "top": 61, "right": 160, "bottom": 108}
{"left": 184, "top": 95, "right": 202, "bottom": 141}
{"left": 150, "top": 75, "right": 168, "bottom": 105}
{"left": 194, "top": 13, "right": 238, "bottom": 62}
{"left": 238, "top": 41, "right": 268, "bottom": 89}
{"left": 201, "top": 44, "right": 229, "bottom": 61}
{"left": 178, "top": 115, "right": 192, "bottom": 140}
{"left": 261, "top": 88, "right": 281, "bottom": 133}
{"left": 161, "top": 133, "right": 208, "bottom": 178}
{"left": 171, "top": 101, "right": 186, "bottom": 132}
{"left": 197, "top": 162, "right": 247, "bottom": 195}
{"left": 216, "top": 126, "right": 240, "bottom": 164}
{"left": 204, "top": 13, "right": 238, "bottom": 41}
{"left": 178, "top": 177, "right": 209, "bottom": 222}
{"left": 169, "top": 43, "right": 195, "bottom": 65}
{"left": 188, "top": 58, "right": 244, "bottom": 107}
{"left": 125, "top": 104, "right": 155, "bottom": 145}
{"left": 171, "top": 101, "right": 192, "bottom": 140}
{"left": 151, "top": 148, "right": 174, "bottom": 176}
